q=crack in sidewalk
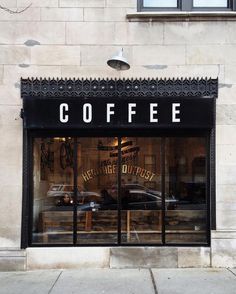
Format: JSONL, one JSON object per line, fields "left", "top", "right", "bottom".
{"left": 149, "top": 268, "right": 158, "bottom": 294}
{"left": 227, "top": 268, "right": 236, "bottom": 278}
{"left": 48, "top": 270, "right": 63, "bottom": 294}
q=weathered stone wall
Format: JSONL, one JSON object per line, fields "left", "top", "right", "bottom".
{"left": 0, "top": 0, "right": 236, "bottom": 267}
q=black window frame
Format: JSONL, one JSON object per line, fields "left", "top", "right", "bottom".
{"left": 22, "top": 129, "right": 212, "bottom": 248}
{"left": 138, "top": 0, "right": 236, "bottom": 11}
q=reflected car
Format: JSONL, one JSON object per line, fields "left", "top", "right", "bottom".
{"left": 122, "top": 189, "right": 177, "bottom": 210}
{"left": 124, "top": 183, "right": 162, "bottom": 197}
{"left": 77, "top": 201, "right": 101, "bottom": 211}
{"left": 109, "top": 183, "right": 162, "bottom": 198}
{"left": 47, "top": 184, "right": 101, "bottom": 204}
{"left": 104, "top": 183, "right": 177, "bottom": 211}
{"left": 84, "top": 192, "right": 177, "bottom": 211}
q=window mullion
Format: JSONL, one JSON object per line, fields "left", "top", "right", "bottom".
{"left": 118, "top": 137, "right": 122, "bottom": 245}
{"left": 233, "top": 0, "right": 236, "bottom": 10}
{"left": 161, "top": 137, "right": 166, "bottom": 245}
{"left": 73, "top": 137, "right": 78, "bottom": 245}
{"left": 137, "top": 0, "right": 142, "bottom": 12}
{"left": 181, "top": 0, "right": 192, "bottom": 11}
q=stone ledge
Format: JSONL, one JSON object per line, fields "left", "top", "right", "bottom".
{"left": 0, "top": 250, "right": 26, "bottom": 257}
{"left": 0, "top": 247, "right": 213, "bottom": 270}
{"left": 177, "top": 247, "right": 211, "bottom": 268}
{"left": 110, "top": 247, "right": 211, "bottom": 268}
{"left": 0, "top": 250, "right": 26, "bottom": 271}
{"left": 110, "top": 247, "right": 178, "bottom": 268}
{"left": 27, "top": 247, "right": 110, "bottom": 270}
{"left": 0, "top": 257, "right": 26, "bottom": 271}
{"left": 211, "top": 230, "right": 236, "bottom": 239}
{"left": 212, "top": 238, "right": 236, "bottom": 267}
{"left": 0, "top": 250, "right": 26, "bottom": 258}
{"left": 127, "top": 11, "right": 236, "bottom": 22}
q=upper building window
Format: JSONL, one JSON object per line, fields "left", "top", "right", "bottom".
{"left": 193, "top": 0, "right": 228, "bottom": 7}
{"left": 138, "top": 0, "right": 236, "bottom": 11}
{"left": 143, "top": 0, "right": 178, "bottom": 8}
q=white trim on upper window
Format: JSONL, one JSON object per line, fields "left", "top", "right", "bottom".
{"left": 138, "top": 0, "right": 236, "bottom": 11}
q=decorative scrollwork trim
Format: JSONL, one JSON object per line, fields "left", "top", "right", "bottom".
{"left": 21, "top": 77, "right": 218, "bottom": 98}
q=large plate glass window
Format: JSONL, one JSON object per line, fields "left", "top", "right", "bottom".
{"left": 32, "top": 137, "right": 74, "bottom": 244}
{"left": 32, "top": 136, "right": 119, "bottom": 245}
{"left": 77, "top": 137, "right": 118, "bottom": 244}
{"left": 120, "top": 137, "right": 162, "bottom": 244}
{"left": 165, "top": 137, "right": 208, "bottom": 244}
{"left": 31, "top": 135, "right": 209, "bottom": 246}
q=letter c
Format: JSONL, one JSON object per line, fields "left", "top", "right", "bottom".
{"left": 60, "top": 103, "right": 69, "bottom": 123}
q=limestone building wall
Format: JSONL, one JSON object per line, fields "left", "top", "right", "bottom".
{"left": 0, "top": 0, "right": 236, "bottom": 268}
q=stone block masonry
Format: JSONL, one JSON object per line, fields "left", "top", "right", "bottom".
{"left": 0, "top": 0, "right": 235, "bottom": 269}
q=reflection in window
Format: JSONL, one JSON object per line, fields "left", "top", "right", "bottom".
{"left": 31, "top": 136, "right": 209, "bottom": 245}
{"left": 193, "top": 0, "right": 228, "bottom": 7}
{"left": 77, "top": 137, "right": 118, "bottom": 244}
{"left": 32, "top": 137, "right": 119, "bottom": 245}
{"left": 143, "top": 0, "right": 178, "bottom": 7}
{"left": 165, "top": 137, "right": 207, "bottom": 244}
{"left": 121, "top": 137, "right": 162, "bottom": 244}
{"left": 32, "top": 138, "right": 74, "bottom": 244}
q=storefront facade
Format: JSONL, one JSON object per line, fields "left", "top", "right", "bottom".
{"left": 21, "top": 77, "right": 216, "bottom": 248}
{"left": 1, "top": 1, "right": 236, "bottom": 270}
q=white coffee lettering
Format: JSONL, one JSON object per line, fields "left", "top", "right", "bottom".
{"left": 128, "top": 103, "right": 136, "bottom": 123}
{"left": 107, "top": 103, "right": 115, "bottom": 123}
{"left": 59, "top": 103, "right": 69, "bottom": 123}
{"left": 172, "top": 103, "right": 181, "bottom": 123}
{"left": 150, "top": 103, "right": 158, "bottom": 123}
{"left": 83, "top": 103, "right": 92, "bottom": 123}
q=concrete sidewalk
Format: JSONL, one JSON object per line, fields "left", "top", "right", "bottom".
{"left": 0, "top": 268, "right": 236, "bottom": 294}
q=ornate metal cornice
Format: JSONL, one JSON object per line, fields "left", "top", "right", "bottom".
{"left": 21, "top": 77, "right": 218, "bottom": 98}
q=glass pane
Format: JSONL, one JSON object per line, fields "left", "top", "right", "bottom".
{"left": 143, "top": 0, "right": 178, "bottom": 7}
{"left": 77, "top": 138, "right": 118, "bottom": 244}
{"left": 193, "top": 0, "right": 228, "bottom": 7}
{"left": 165, "top": 137, "right": 208, "bottom": 244}
{"left": 121, "top": 137, "right": 162, "bottom": 244}
{"left": 32, "top": 137, "right": 74, "bottom": 244}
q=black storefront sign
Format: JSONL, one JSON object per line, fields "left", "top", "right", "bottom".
{"left": 21, "top": 77, "right": 218, "bottom": 130}
{"left": 23, "top": 97, "right": 214, "bottom": 129}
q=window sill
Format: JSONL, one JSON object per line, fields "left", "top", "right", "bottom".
{"left": 126, "top": 11, "right": 236, "bottom": 22}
